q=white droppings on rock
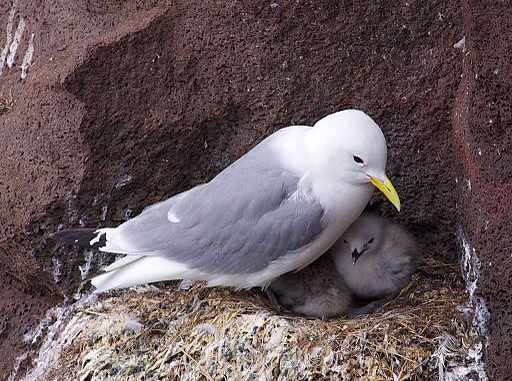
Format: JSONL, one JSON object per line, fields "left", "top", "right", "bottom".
{"left": 17, "top": 293, "right": 98, "bottom": 381}
{"left": 115, "top": 173, "right": 132, "bottom": 189}
{"left": 455, "top": 232, "right": 490, "bottom": 381}
{"left": 20, "top": 32, "right": 34, "bottom": 79}
{"left": 6, "top": 17, "right": 25, "bottom": 69}
{"left": 79, "top": 251, "right": 94, "bottom": 280}
{"left": 453, "top": 36, "right": 466, "bottom": 51}
{"left": 6, "top": 353, "right": 27, "bottom": 381}
{"left": 441, "top": 341, "right": 488, "bottom": 381}
{"left": 100, "top": 205, "right": 108, "bottom": 221}
{"left": 23, "top": 307, "right": 58, "bottom": 344}
{"left": 459, "top": 234, "right": 489, "bottom": 334}
{"left": 467, "top": 342, "right": 488, "bottom": 381}
{"left": 51, "top": 257, "right": 61, "bottom": 283}
{"left": 64, "top": 190, "right": 79, "bottom": 224}
{"left": 0, "top": 0, "right": 17, "bottom": 75}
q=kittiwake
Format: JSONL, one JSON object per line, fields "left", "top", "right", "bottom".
{"left": 53, "top": 110, "right": 401, "bottom": 293}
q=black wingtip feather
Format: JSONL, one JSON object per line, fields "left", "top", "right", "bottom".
{"left": 51, "top": 228, "right": 107, "bottom": 249}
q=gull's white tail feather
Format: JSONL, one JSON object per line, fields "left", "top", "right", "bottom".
{"left": 91, "top": 256, "right": 201, "bottom": 293}
{"left": 95, "top": 228, "right": 142, "bottom": 255}
{"left": 103, "top": 254, "right": 144, "bottom": 272}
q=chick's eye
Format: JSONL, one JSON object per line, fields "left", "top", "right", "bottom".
{"left": 353, "top": 155, "right": 364, "bottom": 164}
{"left": 368, "top": 237, "right": 374, "bottom": 244}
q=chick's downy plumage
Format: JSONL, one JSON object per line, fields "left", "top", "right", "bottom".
{"left": 270, "top": 253, "right": 352, "bottom": 318}
{"left": 270, "top": 214, "right": 418, "bottom": 318}
{"left": 333, "top": 214, "right": 418, "bottom": 301}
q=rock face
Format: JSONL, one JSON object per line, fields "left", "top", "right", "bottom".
{"left": 453, "top": 1, "right": 512, "bottom": 379}
{"left": 0, "top": 0, "right": 471, "bottom": 378}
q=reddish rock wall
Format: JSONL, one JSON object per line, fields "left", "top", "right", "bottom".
{"left": 453, "top": 1, "right": 512, "bottom": 379}
{"left": 0, "top": 0, "right": 464, "bottom": 378}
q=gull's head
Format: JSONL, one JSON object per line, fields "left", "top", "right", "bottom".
{"left": 307, "top": 110, "right": 400, "bottom": 211}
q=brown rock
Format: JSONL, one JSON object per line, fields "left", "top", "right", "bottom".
{"left": 0, "top": 0, "right": 464, "bottom": 378}
{"left": 453, "top": 1, "right": 512, "bottom": 379}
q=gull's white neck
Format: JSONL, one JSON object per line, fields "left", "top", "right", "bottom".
{"left": 270, "top": 124, "right": 374, "bottom": 241}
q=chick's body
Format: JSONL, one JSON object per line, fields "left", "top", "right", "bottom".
{"left": 270, "top": 253, "right": 352, "bottom": 318}
{"left": 333, "top": 214, "right": 418, "bottom": 300}
{"left": 270, "top": 214, "right": 418, "bottom": 318}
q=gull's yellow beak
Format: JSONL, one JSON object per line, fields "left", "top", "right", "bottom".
{"left": 370, "top": 175, "right": 401, "bottom": 211}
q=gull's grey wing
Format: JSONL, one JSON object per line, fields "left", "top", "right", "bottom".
{"left": 113, "top": 141, "right": 325, "bottom": 275}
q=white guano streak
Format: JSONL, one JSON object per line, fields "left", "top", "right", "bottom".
{"left": 6, "top": 16, "right": 25, "bottom": 68}
{"left": 0, "top": 0, "right": 17, "bottom": 75}
{"left": 21, "top": 32, "right": 34, "bottom": 79}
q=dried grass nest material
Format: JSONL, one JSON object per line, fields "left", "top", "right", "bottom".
{"left": 45, "top": 256, "right": 479, "bottom": 380}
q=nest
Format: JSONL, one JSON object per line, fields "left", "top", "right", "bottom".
{"left": 26, "top": 255, "right": 483, "bottom": 381}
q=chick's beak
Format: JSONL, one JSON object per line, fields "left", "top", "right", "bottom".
{"left": 352, "top": 248, "right": 361, "bottom": 265}
{"left": 369, "top": 175, "right": 401, "bottom": 211}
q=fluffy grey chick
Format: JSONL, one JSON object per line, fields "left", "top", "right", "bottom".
{"left": 269, "top": 214, "right": 417, "bottom": 318}
{"left": 269, "top": 253, "right": 352, "bottom": 318}
{"left": 332, "top": 213, "right": 418, "bottom": 315}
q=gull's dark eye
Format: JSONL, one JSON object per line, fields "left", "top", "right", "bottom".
{"left": 368, "top": 237, "right": 374, "bottom": 244}
{"left": 343, "top": 239, "right": 348, "bottom": 244}
{"left": 353, "top": 155, "right": 364, "bottom": 164}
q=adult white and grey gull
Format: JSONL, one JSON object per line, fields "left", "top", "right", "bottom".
{"left": 53, "top": 110, "right": 401, "bottom": 293}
